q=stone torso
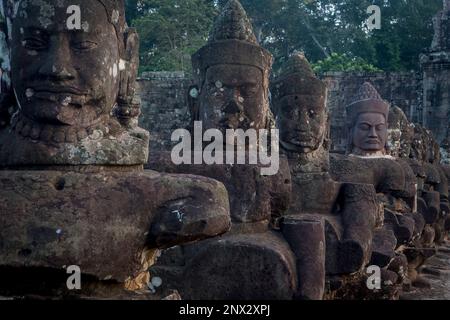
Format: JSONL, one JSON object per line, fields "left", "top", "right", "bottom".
{"left": 0, "top": 169, "right": 230, "bottom": 283}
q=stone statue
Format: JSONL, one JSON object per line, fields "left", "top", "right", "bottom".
{"left": 0, "top": 0, "right": 231, "bottom": 299}
{"left": 0, "top": 0, "right": 148, "bottom": 166}
{"left": 388, "top": 106, "right": 415, "bottom": 159}
{"left": 272, "top": 53, "right": 379, "bottom": 299}
{"left": 345, "top": 82, "right": 390, "bottom": 157}
{"left": 331, "top": 83, "right": 419, "bottom": 297}
{"left": 148, "top": 0, "right": 297, "bottom": 300}
{"left": 190, "top": 0, "right": 273, "bottom": 134}
{"left": 398, "top": 122, "right": 450, "bottom": 286}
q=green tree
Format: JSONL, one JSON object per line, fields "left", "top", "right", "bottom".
{"left": 125, "top": 0, "right": 443, "bottom": 73}
{"left": 219, "top": 0, "right": 441, "bottom": 72}
{"left": 312, "top": 52, "right": 381, "bottom": 73}
{"left": 127, "top": 0, "right": 217, "bottom": 74}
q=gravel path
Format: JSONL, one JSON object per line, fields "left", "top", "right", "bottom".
{"left": 401, "top": 239, "right": 450, "bottom": 300}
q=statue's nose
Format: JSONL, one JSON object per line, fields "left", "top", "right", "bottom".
{"left": 223, "top": 100, "right": 242, "bottom": 114}
{"left": 38, "top": 42, "right": 76, "bottom": 81}
{"left": 298, "top": 111, "right": 310, "bottom": 129}
{"left": 369, "top": 126, "right": 378, "bottom": 137}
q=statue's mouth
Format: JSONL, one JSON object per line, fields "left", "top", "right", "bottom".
{"left": 365, "top": 139, "right": 381, "bottom": 145}
{"left": 287, "top": 134, "right": 314, "bottom": 146}
{"left": 28, "top": 87, "right": 88, "bottom": 107}
{"left": 31, "top": 85, "right": 87, "bottom": 96}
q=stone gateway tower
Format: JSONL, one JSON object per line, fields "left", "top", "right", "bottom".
{"left": 421, "top": 0, "right": 450, "bottom": 145}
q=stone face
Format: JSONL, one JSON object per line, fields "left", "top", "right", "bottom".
{"left": 272, "top": 55, "right": 379, "bottom": 298}
{"left": 388, "top": 106, "right": 415, "bottom": 158}
{"left": 146, "top": 0, "right": 295, "bottom": 301}
{"left": 0, "top": 0, "right": 149, "bottom": 166}
{"left": 0, "top": 0, "right": 235, "bottom": 300}
{"left": 190, "top": 0, "right": 273, "bottom": 134}
{"left": 272, "top": 53, "right": 329, "bottom": 159}
{"left": 136, "top": 72, "right": 424, "bottom": 157}
{"left": 321, "top": 72, "right": 421, "bottom": 154}
{"left": 345, "top": 82, "right": 390, "bottom": 157}
{"left": 0, "top": 170, "right": 230, "bottom": 282}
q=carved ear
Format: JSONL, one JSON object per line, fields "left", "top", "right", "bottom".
{"left": 119, "top": 28, "right": 139, "bottom": 99}
{"left": 188, "top": 85, "right": 200, "bottom": 126}
{"left": 115, "top": 28, "right": 140, "bottom": 127}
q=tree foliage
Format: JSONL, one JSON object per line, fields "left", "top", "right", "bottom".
{"left": 128, "top": 0, "right": 217, "bottom": 74}
{"left": 125, "top": 0, "right": 443, "bottom": 74}
{"left": 312, "top": 53, "right": 381, "bottom": 73}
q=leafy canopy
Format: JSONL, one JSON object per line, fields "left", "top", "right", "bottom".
{"left": 125, "top": 0, "right": 442, "bottom": 74}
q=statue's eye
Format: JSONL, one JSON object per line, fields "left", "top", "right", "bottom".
{"left": 241, "top": 85, "right": 258, "bottom": 97}
{"left": 376, "top": 124, "right": 386, "bottom": 131}
{"left": 358, "top": 123, "right": 371, "bottom": 130}
{"left": 23, "top": 37, "right": 47, "bottom": 50}
{"left": 71, "top": 41, "right": 97, "bottom": 51}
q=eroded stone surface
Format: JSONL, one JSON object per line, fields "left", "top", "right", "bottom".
{"left": 0, "top": 170, "right": 230, "bottom": 284}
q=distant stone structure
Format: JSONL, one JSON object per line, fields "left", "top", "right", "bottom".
{"left": 421, "top": 0, "right": 450, "bottom": 145}
{"left": 138, "top": 71, "right": 423, "bottom": 154}
{"left": 137, "top": 72, "right": 192, "bottom": 151}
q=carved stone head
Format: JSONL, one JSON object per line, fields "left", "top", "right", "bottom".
{"left": 411, "top": 125, "right": 427, "bottom": 162}
{"left": 346, "top": 82, "right": 389, "bottom": 156}
{"left": 190, "top": 0, "right": 273, "bottom": 133}
{"left": 272, "top": 53, "right": 328, "bottom": 154}
{"left": 388, "top": 106, "right": 414, "bottom": 158}
{"left": 0, "top": 0, "right": 148, "bottom": 166}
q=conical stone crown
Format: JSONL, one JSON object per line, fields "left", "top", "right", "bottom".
{"left": 346, "top": 82, "right": 389, "bottom": 126}
{"left": 279, "top": 52, "right": 315, "bottom": 79}
{"left": 350, "top": 82, "right": 383, "bottom": 104}
{"left": 272, "top": 52, "right": 325, "bottom": 99}
{"left": 209, "top": 0, "right": 258, "bottom": 44}
{"left": 191, "top": 0, "right": 272, "bottom": 84}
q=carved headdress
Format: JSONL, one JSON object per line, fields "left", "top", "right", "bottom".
{"left": 271, "top": 52, "right": 326, "bottom": 101}
{"left": 346, "top": 82, "right": 390, "bottom": 127}
{"left": 191, "top": 0, "right": 273, "bottom": 86}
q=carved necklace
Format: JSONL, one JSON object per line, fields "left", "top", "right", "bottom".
{"left": 10, "top": 113, "right": 123, "bottom": 144}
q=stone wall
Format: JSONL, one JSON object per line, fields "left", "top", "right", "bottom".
{"left": 137, "top": 71, "right": 423, "bottom": 154}
{"left": 137, "top": 72, "right": 193, "bottom": 152}
{"left": 321, "top": 71, "right": 423, "bottom": 153}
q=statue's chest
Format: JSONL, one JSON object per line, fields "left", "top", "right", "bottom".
{"left": 288, "top": 174, "right": 340, "bottom": 215}
{"left": 0, "top": 171, "right": 151, "bottom": 282}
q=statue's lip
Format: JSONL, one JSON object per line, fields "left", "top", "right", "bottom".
{"left": 289, "top": 136, "right": 313, "bottom": 143}
{"left": 31, "top": 86, "right": 86, "bottom": 95}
